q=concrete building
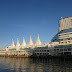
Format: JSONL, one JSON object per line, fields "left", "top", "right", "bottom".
{"left": 58, "top": 17, "right": 72, "bottom": 32}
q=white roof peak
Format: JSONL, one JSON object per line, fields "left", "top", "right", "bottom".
{"left": 35, "top": 34, "right": 42, "bottom": 46}
{"left": 22, "top": 37, "right": 26, "bottom": 48}
{"left": 16, "top": 38, "right": 20, "bottom": 48}
{"left": 11, "top": 39, "right": 15, "bottom": 48}
{"left": 28, "top": 35, "right": 33, "bottom": 46}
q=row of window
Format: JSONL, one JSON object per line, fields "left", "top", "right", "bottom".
{"left": 59, "top": 33, "right": 72, "bottom": 36}
{"left": 59, "top": 38, "right": 72, "bottom": 41}
{"left": 52, "top": 37, "right": 72, "bottom": 42}
{"left": 34, "top": 50, "right": 49, "bottom": 52}
{"left": 33, "top": 53, "right": 49, "bottom": 55}
{"left": 54, "top": 48, "right": 71, "bottom": 51}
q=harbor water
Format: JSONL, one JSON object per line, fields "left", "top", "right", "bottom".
{"left": 0, "top": 57, "right": 72, "bottom": 72}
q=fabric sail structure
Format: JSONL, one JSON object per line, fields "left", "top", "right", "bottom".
{"left": 11, "top": 39, "right": 15, "bottom": 48}
{"left": 28, "top": 36, "right": 33, "bottom": 46}
{"left": 16, "top": 38, "right": 20, "bottom": 50}
{"left": 35, "top": 34, "right": 42, "bottom": 46}
{"left": 21, "top": 37, "right": 26, "bottom": 48}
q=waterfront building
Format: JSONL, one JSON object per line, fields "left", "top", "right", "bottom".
{"left": 51, "top": 16, "right": 72, "bottom": 56}
{"left": 51, "top": 17, "right": 72, "bottom": 43}
{"left": 0, "top": 16, "right": 72, "bottom": 57}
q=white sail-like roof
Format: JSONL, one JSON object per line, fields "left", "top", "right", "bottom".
{"left": 22, "top": 37, "right": 26, "bottom": 48}
{"left": 28, "top": 36, "right": 33, "bottom": 46}
{"left": 11, "top": 39, "right": 15, "bottom": 48}
{"left": 35, "top": 34, "right": 42, "bottom": 46}
{"left": 16, "top": 38, "right": 20, "bottom": 49}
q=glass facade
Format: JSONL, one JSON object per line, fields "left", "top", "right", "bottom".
{"left": 51, "top": 28, "right": 72, "bottom": 42}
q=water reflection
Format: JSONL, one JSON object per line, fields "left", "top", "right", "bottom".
{"left": 0, "top": 57, "right": 72, "bottom": 72}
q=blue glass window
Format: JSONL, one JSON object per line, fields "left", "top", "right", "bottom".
{"left": 64, "top": 34, "right": 67, "bottom": 35}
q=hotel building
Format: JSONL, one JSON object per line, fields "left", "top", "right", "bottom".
{"left": 51, "top": 16, "right": 72, "bottom": 56}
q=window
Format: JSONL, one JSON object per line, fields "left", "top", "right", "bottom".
{"left": 35, "top": 50, "right": 36, "bottom": 52}
{"left": 54, "top": 49, "right": 56, "bottom": 51}
{"left": 60, "top": 49, "right": 63, "bottom": 51}
{"left": 59, "top": 35, "right": 61, "bottom": 36}
{"left": 45, "top": 53, "right": 46, "bottom": 55}
{"left": 57, "top": 49, "right": 59, "bottom": 51}
{"left": 40, "top": 50, "right": 41, "bottom": 52}
{"left": 64, "top": 49, "right": 67, "bottom": 51}
{"left": 68, "top": 48, "right": 71, "bottom": 51}
{"left": 47, "top": 53, "right": 49, "bottom": 55}
{"left": 65, "top": 42, "right": 67, "bottom": 44}
{"left": 47, "top": 50, "right": 49, "bottom": 52}
{"left": 37, "top": 53, "right": 39, "bottom": 55}
{"left": 44, "top": 50, "right": 46, "bottom": 52}
{"left": 64, "top": 34, "right": 67, "bottom": 35}
{"left": 68, "top": 38, "right": 70, "bottom": 40}
{"left": 42, "top": 50, "right": 43, "bottom": 52}
{"left": 68, "top": 41, "right": 70, "bottom": 43}
{"left": 62, "top": 30, "right": 64, "bottom": 31}
{"left": 61, "top": 42, "right": 64, "bottom": 44}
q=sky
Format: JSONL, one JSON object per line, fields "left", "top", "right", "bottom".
{"left": 0, "top": 0, "right": 72, "bottom": 48}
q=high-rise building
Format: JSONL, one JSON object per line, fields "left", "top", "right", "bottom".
{"left": 58, "top": 17, "right": 72, "bottom": 32}
{"left": 51, "top": 17, "right": 72, "bottom": 43}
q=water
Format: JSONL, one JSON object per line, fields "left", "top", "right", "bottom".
{"left": 0, "top": 57, "right": 72, "bottom": 72}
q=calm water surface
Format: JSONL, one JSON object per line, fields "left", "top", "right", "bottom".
{"left": 0, "top": 57, "right": 72, "bottom": 72}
